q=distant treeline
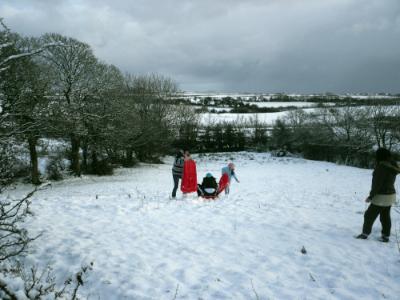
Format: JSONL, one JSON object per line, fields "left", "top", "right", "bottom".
{"left": 170, "top": 95, "right": 400, "bottom": 112}
{"left": 174, "top": 106, "right": 400, "bottom": 168}
{"left": 173, "top": 118, "right": 269, "bottom": 153}
{"left": 269, "top": 106, "right": 400, "bottom": 167}
{"left": 267, "top": 94, "right": 400, "bottom": 104}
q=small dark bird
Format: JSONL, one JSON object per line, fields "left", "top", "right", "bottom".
{"left": 301, "top": 246, "right": 307, "bottom": 254}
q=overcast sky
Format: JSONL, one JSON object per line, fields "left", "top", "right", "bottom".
{"left": 1, "top": 0, "right": 400, "bottom": 93}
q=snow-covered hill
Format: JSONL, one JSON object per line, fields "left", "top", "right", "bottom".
{"left": 8, "top": 152, "right": 400, "bottom": 299}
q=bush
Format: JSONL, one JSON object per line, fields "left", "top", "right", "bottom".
{"left": 0, "top": 142, "right": 16, "bottom": 189}
{"left": 89, "top": 159, "right": 114, "bottom": 176}
{"left": 140, "top": 156, "right": 164, "bottom": 164}
{"left": 122, "top": 156, "right": 138, "bottom": 168}
{"left": 0, "top": 142, "right": 31, "bottom": 184}
{"left": 46, "top": 156, "right": 65, "bottom": 181}
{"left": 301, "top": 144, "right": 376, "bottom": 168}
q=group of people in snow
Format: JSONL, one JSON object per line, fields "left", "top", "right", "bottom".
{"left": 171, "top": 150, "right": 239, "bottom": 199}
{"left": 172, "top": 147, "right": 399, "bottom": 243}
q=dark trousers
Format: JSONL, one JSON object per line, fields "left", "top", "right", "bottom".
{"left": 362, "top": 204, "right": 392, "bottom": 237}
{"left": 172, "top": 174, "right": 181, "bottom": 198}
{"left": 197, "top": 184, "right": 202, "bottom": 197}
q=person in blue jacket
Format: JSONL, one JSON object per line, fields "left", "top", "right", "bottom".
{"left": 221, "top": 162, "right": 239, "bottom": 194}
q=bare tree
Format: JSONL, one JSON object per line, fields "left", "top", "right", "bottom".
{"left": 367, "top": 105, "right": 399, "bottom": 150}
{"left": 41, "top": 33, "right": 98, "bottom": 176}
{"left": 319, "top": 106, "right": 372, "bottom": 150}
{"left": 1, "top": 37, "right": 54, "bottom": 184}
{"left": 170, "top": 103, "right": 200, "bottom": 150}
{"left": 120, "top": 73, "right": 180, "bottom": 161}
{"left": 81, "top": 62, "right": 125, "bottom": 173}
{"left": 391, "top": 108, "right": 400, "bottom": 147}
{"left": 1, "top": 21, "right": 63, "bottom": 184}
{"left": 247, "top": 114, "right": 268, "bottom": 149}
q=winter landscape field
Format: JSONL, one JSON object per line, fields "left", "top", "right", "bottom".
{"left": 2, "top": 1, "right": 400, "bottom": 299}
{"left": 5, "top": 152, "right": 400, "bottom": 299}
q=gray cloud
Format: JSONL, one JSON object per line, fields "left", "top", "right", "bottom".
{"left": 1, "top": 0, "right": 400, "bottom": 93}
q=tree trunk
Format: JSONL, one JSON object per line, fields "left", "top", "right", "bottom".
{"left": 82, "top": 141, "right": 88, "bottom": 172}
{"left": 70, "top": 134, "right": 81, "bottom": 176}
{"left": 28, "top": 136, "right": 41, "bottom": 185}
{"left": 91, "top": 149, "right": 98, "bottom": 174}
{"left": 125, "top": 148, "right": 133, "bottom": 166}
{"left": 136, "top": 150, "right": 147, "bottom": 162}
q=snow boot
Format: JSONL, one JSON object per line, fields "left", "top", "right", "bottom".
{"left": 356, "top": 233, "right": 368, "bottom": 239}
{"left": 379, "top": 235, "right": 389, "bottom": 243}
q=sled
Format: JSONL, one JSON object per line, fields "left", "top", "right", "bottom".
{"left": 200, "top": 173, "right": 229, "bottom": 200}
{"left": 181, "top": 159, "right": 197, "bottom": 193}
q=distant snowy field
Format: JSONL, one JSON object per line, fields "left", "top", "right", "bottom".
{"left": 201, "top": 112, "right": 286, "bottom": 124}
{"left": 200, "top": 109, "right": 316, "bottom": 124}
{"left": 248, "top": 101, "right": 316, "bottom": 108}
{"left": 6, "top": 152, "right": 400, "bottom": 299}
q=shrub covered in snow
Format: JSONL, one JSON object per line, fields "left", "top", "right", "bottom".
{"left": 0, "top": 142, "right": 15, "bottom": 189}
{"left": 46, "top": 155, "right": 66, "bottom": 181}
{"left": 87, "top": 158, "right": 114, "bottom": 176}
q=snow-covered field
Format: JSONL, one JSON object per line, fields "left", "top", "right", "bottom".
{"left": 200, "top": 112, "right": 287, "bottom": 124}
{"left": 200, "top": 104, "right": 395, "bottom": 125}
{"left": 200, "top": 109, "right": 320, "bottom": 124}
{"left": 248, "top": 101, "right": 316, "bottom": 108}
{"left": 6, "top": 152, "right": 400, "bottom": 299}
{"left": 200, "top": 102, "right": 314, "bottom": 125}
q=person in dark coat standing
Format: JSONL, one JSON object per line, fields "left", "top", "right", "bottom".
{"left": 357, "top": 148, "right": 400, "bottom": 242}
{"left": 171, "top": 150, "right": 184, "bottom": 198}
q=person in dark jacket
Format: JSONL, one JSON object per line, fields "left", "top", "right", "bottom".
{"left": 197, "top": 173, "right": 218, "bottom": 197}
{"left": 171, "top": 150, "right": 184, "bottom": 198}
{"left": 357, "top": 148, "right": 400, "bottom": 242}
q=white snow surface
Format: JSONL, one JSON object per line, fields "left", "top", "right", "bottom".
{"left": 6, "top": 152, "right": 400, "bottom": 299}
{"left": 247, "top": 102, "right": 316, "bottom": 108}
{"left": 200, "top": 111, "right": 291, "bottom": 124}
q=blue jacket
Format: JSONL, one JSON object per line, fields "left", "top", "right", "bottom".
{"left": 221, "top": 166, "right": 239, "bottom": 182}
